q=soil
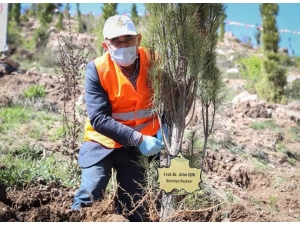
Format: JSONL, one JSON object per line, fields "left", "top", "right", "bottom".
{"left": 0, "top": 70, "right": 299, "bottom": 222}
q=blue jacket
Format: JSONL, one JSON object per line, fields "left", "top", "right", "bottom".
{"left": 78, "top": 61, "right": 137, "bottom": 168}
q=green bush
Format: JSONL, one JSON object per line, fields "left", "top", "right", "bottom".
{"left": 32, "top": 26, "right": 50, "bottom": 49}
{"left": 23, "top": 85, "right": 47, "bottom": 98}
{"left": 256, "top": 55, "right": 287, "bottom": 103}
{"left": 236, "top": 56, "right": 263, "bottom": 93}
{"left": 7, "top": 20, "right": 22, "bottom": 46}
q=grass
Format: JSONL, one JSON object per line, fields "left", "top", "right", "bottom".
{"left": 0, "top": 147, "right": 81, "bottom": 187}
{"left": 23, "top": 85, "right": 47, "bottom": 99}
{"left": 50, "top": 125, "right": 66, "bottom": 142}
{"left": 208, "top": 137, "right": 219, "bottom": 151}
{"left": 0, "top": 106, "right": 61, "bottom": 139}
{"left": 252, "top": 157, "right": 273, "bottom": 171}
{"left": 249, "top": 119, "right": 281, "bottom": 131}
{"left": 287, "top": 126, "right": 300, "bottom": 143}
{"left": 176, "top": 181, "right": 227, "bottom": 211}
{"left": 275, "top": 142, "right": 287, "bottom": 153}
{"left": 287, "top": 158, "right": 296, "bottom": 165}
{"left": 268, "top": 196, "right": 279, "bottom": 212}
{"left": 0, "top": 106, "right": 32, "bottom": 132}
{"left": 0, "top": 101, "right": 83, "bottom": 190}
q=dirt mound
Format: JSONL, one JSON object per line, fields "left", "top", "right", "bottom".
{"left": 0, "top": 183, "right": 129, "bottom": 222}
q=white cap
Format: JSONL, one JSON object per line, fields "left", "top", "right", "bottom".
{"left": 103, "top": 15, "right": 137, "bottom": 39}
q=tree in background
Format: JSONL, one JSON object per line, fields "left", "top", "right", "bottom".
{"left": 36, "top": 3, "right": 57, "bottom": 26}
{"left": 11, "top": 3, "right": 21, "bottom": 25}
{"left": 7, "top": 3, "right": 23, "bottom": 46}
{"left": 257, "top": 3, "right": 287, "bottom": 103}
{"left": 288, "top": 37, "right": 295, "bottom": 57}
{"left": 56, "top": 11, "right": 64, "bottom": 31}
{"left": 101, "top": 3, "right": 118, "bottom": 21}
{"left": 76, "top": 3, "right": 85, "bottom": 33}
{"left": 7, "top": 4, "right": 12, "bottom": 21}
{"left": 27, "top": 3, "right": 37, "bottom": 17}
{"left": 34, "top": 3, "right": 58, "bottom": 48}
{"left": 131, "top": 3, "right": 139, "bottom": 25}
{"left": 254, "top": 24, "right": 261, "bottom": 47}
{"left": 260, "top": 3, "right": 279, "bottom": 53}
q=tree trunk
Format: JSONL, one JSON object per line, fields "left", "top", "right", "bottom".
{"left": 160, "top": 192, "right": 177, "bottom": 221}
{"left": 159, "top": 125, "right": 183, "bottom": 221}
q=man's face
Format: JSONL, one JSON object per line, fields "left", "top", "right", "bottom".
{"left": 102, "top": 34, "right": 142, "bottom": 52}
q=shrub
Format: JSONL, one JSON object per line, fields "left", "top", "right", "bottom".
{"left": 236, "top": 56, "right": 263, "bottom": 93}
{"left": 23, "top": 85, "right": 47, "bottom": 99}
{"left": 33, "top": 27, "right": 50, "bottom": 49}
{"left": 7, "top": 20, "right": 22, "bottom": 46}
{"left": 256, "top": 55, "right": 287, "bottom": 103}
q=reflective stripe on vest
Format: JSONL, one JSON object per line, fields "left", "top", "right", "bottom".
{"left": 112, "top": 108, "right": 155, "bottom": 121}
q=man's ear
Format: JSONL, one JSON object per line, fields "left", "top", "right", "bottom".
{"left": 137, "top": 34, "right": 142, "bottom": 47}
{"left": 102, "top": 41, "right": 109, "bottom": 51}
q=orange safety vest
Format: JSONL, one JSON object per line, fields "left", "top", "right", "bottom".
{"left": 83, "top": 47, "right": 160, "bottom": 149}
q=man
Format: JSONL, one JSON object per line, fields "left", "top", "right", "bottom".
{"left": 71, "top": 15, "right": 162, "bottom": 222}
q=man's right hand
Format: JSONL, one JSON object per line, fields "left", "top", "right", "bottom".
{"left": 138, "top": 135, "right": 162, "bottom": 156}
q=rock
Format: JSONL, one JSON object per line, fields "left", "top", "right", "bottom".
{"left": 226, "top": 68, "right": 239, "bottom": 74}
{"left": 26, "top": 67, "right": 41, "bottom": 76}
{"left": 0, "top": 64, "right": 6, "bottom": 74}
{"left": 232, "top": 90, "right": 258, "bottom": 104}
{"left": 286, "top": 101, "right": 300, "bottom": 111}
{"left": 216, "top": 48, "right": 225, "bottom": 55}
{"left": 0, "top": 62, "right": 18, "bottom": 74}
{"left": 1, "top": 56, "right": 20, "bottom": 70}
{"left": 287, "top": 74, "right": 298, "bottom": 83}
{"left": 286, "top": 109, "right": 300, "bottom": 124}
{"left": 228, "top": 49, "right": 235, "bottom": 54}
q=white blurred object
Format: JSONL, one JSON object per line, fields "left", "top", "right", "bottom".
{"left": 0, "top": 3, "right": 9, "bottom": 52}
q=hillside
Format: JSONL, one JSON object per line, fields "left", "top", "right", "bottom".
{"left": 0, "top": 15, "right": 300, "bottom": 222}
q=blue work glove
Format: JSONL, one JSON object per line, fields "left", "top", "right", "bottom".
{"left": 138, "top": 135, "right": 162, "bottom": 156}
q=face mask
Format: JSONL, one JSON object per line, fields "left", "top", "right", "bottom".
{"left": 108, "top": 44, "right": 138, "bottom": 67}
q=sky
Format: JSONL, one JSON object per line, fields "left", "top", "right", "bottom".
{"left": 19, "top": 3, "right": 300, "bottom": 57}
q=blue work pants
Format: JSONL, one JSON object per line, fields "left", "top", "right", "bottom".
{"left": 71, "top": 147, "right": 154, "bottom": 222}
